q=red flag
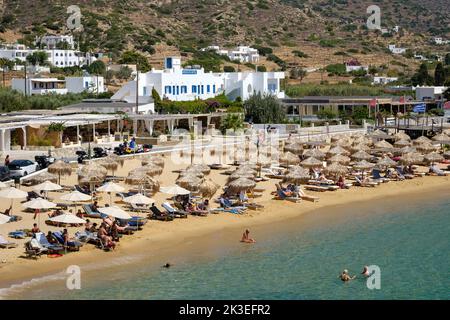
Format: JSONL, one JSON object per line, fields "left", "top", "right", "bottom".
{"left": 399, "top": 96, "right": 405, "bottom": 104}
{"left": 369, "top": 99, "right": 377, "bottom": 108}
{"left": 444, "top": 101, "right": 450, "bottom": 110}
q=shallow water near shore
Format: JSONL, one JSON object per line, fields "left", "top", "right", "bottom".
{"left": 3, "top": 192, "right": 450, "bottom": 300}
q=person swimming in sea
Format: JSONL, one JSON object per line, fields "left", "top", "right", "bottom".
{"left": 240, "top": 229, "right": 256, "bottom": 243}
{"left": 339, "top": 269, "right": 356, "bottom": 282}
{"left": 361, "top": 266, "right": 370, "bottom": 277}
{"left": 163, "top": 263, "right": 172, "bottom": 268}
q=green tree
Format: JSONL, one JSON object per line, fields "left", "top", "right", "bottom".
{"left": 434, "top": 62, "right": 446, "bottom": 86}
{"left": 289, "top": 67, "right": 307, "bottom": 81}
{"left": 116, "top": 66, "right": 133, "bottom": 80}
{"left": 244, "top": 93, "right": 285, "bottom": 124}
{"left": 445, "top": 53, "right": 450, "bottom": 66}
{"left": 411, "top": 63, "right": 433, "bottom": 86}
{"left": 316, "top": 107, "right": 338, "bottom": 120}
{"left": 220, "top": 113, "right": 244, "bottom": 134}
{"left": 87, "top": 60, "right": 106, "bottom": 76}
{"left": 118, "top": 51, "right": 152, "bottom": 73}
{"left": 26, "top": 51, "right": 48, "bottom": 66}
{"left": 152, "top": 88, "right": 162, "bottom": 112}
{"left": 223, "top": 65, "right": 235, "bottom": 72}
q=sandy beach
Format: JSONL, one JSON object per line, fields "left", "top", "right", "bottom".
{"left": 1, "top": 150, "right": 449, "bottom": 291}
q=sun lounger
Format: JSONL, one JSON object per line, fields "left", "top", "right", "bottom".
{"left": 149, "top": 206, "right": 174, "bottom": 221}
{"left": 0, "top": 235, "right": 18, "bottom": 249}
{"left": 297, "top": 189, "right": 320, "bottom": 202}
{"left": 75, "top": 185, "right": 91, "bottom": 195}
{"left": 304, "top": 185, "right": 329, "bottom": 192}
{"left": 274, "top": 189, "right": 300, "bottom": 202}
{"left": 396, "top": 167, "right": 414, "bottom": 179}
{"left": 24, "top": 239, "right": 46, "bottom": 259}
{"left": 35, "top": 232, "right": 64, "bottom": 253}
{"left": 82, "top": 204, "right": 102, "bottom": 219}
{"left": 52, "top": 231, "right": 82, "bottom": 251}
{"left": 428, "top": 166, "right": 448, "bottom": 176}
{"left": 129, "top": 202, "right": 151, "bottom": 212}
{"left": 353, "top": 177, "right": 377, "bottom": 188}
{"left": 372, "top": 169, "right": 391, "bottom": 183}
{"left": 162, "top": 202, "right": 188, "bottom": 218}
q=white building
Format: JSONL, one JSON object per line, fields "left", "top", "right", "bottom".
{"left": 11, "top": 76, "right": 105, "bottom": 95}
{"left": 65, "top": 76, "right": 106, "bottom": 94}
{"left": 345, "top": 60, "right": 369, "bottom": 73}
{"left": 112, "top": 57, "right": 285, "bottom": 103}
{"left": 0, "top": 43, "right": 96, "bottom": 67}
{"left": 62, "top": 99, "right": 155, "bottom": 114}
{"left": 201, "top": 45, "right": 260, "bottom": 63}
{"left": 388, "top": 44, "right": 407, "bottom": 54}
{"left": 372, "top": 76, "right": 398, "bottom": 85}
{"left": 35, "top": 35, "right": 75, "bottom": 49}
{"left": 415, "top": 86, "right": 448, "bottom": 101}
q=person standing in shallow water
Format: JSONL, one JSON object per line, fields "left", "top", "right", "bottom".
{"left": 339, "top": 269, "right": 356, "bottom": 282}
{"left": 240, "top": 229, "right": 256, "bottom": 243}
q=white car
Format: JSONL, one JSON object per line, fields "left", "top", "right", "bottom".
{"left": 8, "top": 160, "right": 39, "bottom": 177}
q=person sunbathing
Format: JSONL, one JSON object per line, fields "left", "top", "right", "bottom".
{"left": 4, "top": 205, "right": 12, "bottom": 216}
{"left": 240, "top": 229, "right": 256, "bottom": 243}
{"left": 98, "top": 223, "right": 115, "bottom": 249}
{"left": 31, "top": 223, "right": 40, "bottom": 235}
{"left": 91, "top": 201, "right": 99, "bottom": 212}
{"left": 89, "top": 222, "right": 98, "bottom": 233}
{"left": 85, "top": 219, "right": 92, "bottom": 232}
{"left": 339, "top": 269, "right": 356, "bottom": 282}
{"left": 197, "top": 199, "right": 209, "bottom": 211}
{"left": 46, "top": 231, "right": 58, "bottom": 245}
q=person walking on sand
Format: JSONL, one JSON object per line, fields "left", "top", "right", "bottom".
{"left": 4, "top": 155, "right": 10, "bottom": 166}
{"left": 339, "top": 269, "right": 356, "bottom": 282}
{"left": 240, "top": 229, "right": 256, "bottom": 243}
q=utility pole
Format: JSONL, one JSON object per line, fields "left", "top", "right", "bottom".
{"left": 24, "top": 61, "right": 27, "bottom": 97}
{"left": 135, "top": 60, "right": 139, "bottom": 113}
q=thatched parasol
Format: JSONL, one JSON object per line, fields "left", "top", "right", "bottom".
{"left": 394, "top": 140, "right": 411, "bottom": 148}
{"left": 78, "top": 162, "right": 108, "bottom": 177}
{"left": 431, "top": 133, "right": 450, "bottom": 145}
{"left": 413, "top": 136, "right": 432, "bottom": 145}
{"left": 199, "top": 179, "right": 220, "bottom": 198}
{"left": 399, "top": 146, "right": 417, "bottom": 154}
{"left": 303, "top": 148, "right": 325, "bottom": 160}
{"left": 106, "top": 154, "right": 125, "bottom": 166}
{"left": 376, "top": 157, "right": 397, "bottom": 168}
{"left": 327, "top": 145, "right": 350, "bottom": 156}
{"left": 125, "top": 172, "right": 160, "bottom": 193}
{"left": 351, "top": 143, "right": 371, "bottom": 152}
{"left": 228, "top": 171, "right": 255, "bottom": 182}
{"left": 328, "top": 154, "right": 351, "bottom": 164}
{"left": 324, "top": 162, "right": 348, "bottom": 176}
{"left": 399, "top": 152, "right": 424, "bottom": 165}
{"left": 416, "top": 142, "right": 436, "bottom": 153}
{"left": 186, "top": 164, "right": 211, "bottom": 175}
{"left": 135, "top": 163, "right": 163, "bottom": 176}
{"left": 176, "top": 175, "right": 203, "bottom": 192}
{"left": 179, "top": 169, "right": 204, "bottom": 179}
{"left": 424, "top": 152, "right": 444, "bottom": 164}
{"left": 282, "top": 166, "right": 310, "bottom": 185}
{"left": 394, "top": 132, "right": 411, "bottom": 141}
{"left": 25, "top": 172, "right": 58, "bottom": 185}
{"left": 370, "top": 129, "right": 391, "bottom": 140}
{"left": 97, "top": 157, "right": 119, "bottom": 175}
{"left": 301, "top": 157, "right": 323, "bottom": 168}
{"left": 78, "top": 175, "right": 104, "bottom": 190}
{"left": 303, "top": 140, "right": 327, "bottom": 147}
{"left": 47, "top": 160, "right": 72, "bottom": 184}
{"left": 284, "top": 142, "right": 304, "bottom": 155}
{"left": 353, "top": 160, "right": 375, "bottom": 171}
{"left": 227, "top": 177, "right": 256, "bottom": 193}
{"left": 280, "top": 152, "right": 301, "bottom": 166}
{"left": 141, "top": 155, "right": 164, "bottom": 168}
{"left": 374, "top": 140, "right": 394, "bottom": 150}
{"left": 351, "top": 150, "right": 372, "bottom": 161}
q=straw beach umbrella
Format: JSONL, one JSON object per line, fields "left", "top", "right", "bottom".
{"left": 47, "top": 160, "right": 72, "bottom": 184}
{"left": 187, "top": 164, "right": 211, "bottom": 175}
{"left": 284, "top": 142, "right": 303, "bottom": 155}
{"left": 416, "top": 142, "right": 435, "bottom": 153}
{"left": 176, "top": 175, "right": 203, "bottom": 192}
{"left": 374, "top": 140, "right": 394, "bottom": 150}
{"left": 280, "top": 152, "right": 301, "bottom": 166}
{"left": 370, "top": 129, "right": 391, "bottom": 140}
{"left": 228, "top": 171, "right": 255, "bottom": 182}
{"left": 351, "top": 143, "right": 371, "bottom": 152}
{"left": 199, "top": 179, "right": 220, "bottom": 198}
{"left": 0, "top": 181, "right": 8, "bottom": 189}
{"left": 351, "top": 150, "right": 372, "bottom": 161}
{"left": 394, "top": 132, "right": 411, "bottom": 141}
{"left": 282, "top": 166, "right": 310, "bottom": 185}
{"left": 324, "top": 162, "right": 348, "bottom": 177}
{"left": 432, "top": 133, "right": 450, "bottom": 143}
{"left": 353, "top": 160, "right": 375, "bottom": 171}
{"left": 424, "top": 152, "right": 444, "bottom": 165}
{"left": 26, "top": 172, "right": 59, "bottom": 185}
{"left": 413, "top": 136, "right": 432, "bottom": 145}
{"left": 399, "top": 146, "right": 417, "bottom": 154}
{"left": 303, "top": 148, "right": 325, "bottom": 160}
{"left": 399, "top": 153, "right": 424, "bottom": 165}
{"left": 227, "top": 177, "right": 256, "bottom": 193}
{"left": 301, "top": 157, "right": 323, "bottom": 168}
{"left": 125, "top": 172, "right": 160, "bottom": 193}
{"left": 327, "top": 146, "right": 350, "bottom": 156}
{"left": 97, "top": 157, "right": 119, "bottom": 176}
{"left": 394, "top": 140, "right": 411, "bottom": 148}
{"left": 141, "top": 155, "right": 165, "bottom": 168}
{"left": 138, "top": 163, "right": 163, "bottom": 176}
{"left": 376, "top": 157, "right": 397, "bottom": 168}
{"left": 179, "top": 169, "right": 204, "bottom": 179}
{"left": 328, "top": 154, "right": 351, "bottom": 164}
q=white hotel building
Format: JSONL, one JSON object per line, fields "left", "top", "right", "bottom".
{"left": 112, "top": 57, "right": 285, "bottom": 103}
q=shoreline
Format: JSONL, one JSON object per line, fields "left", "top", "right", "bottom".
{"left": 1, "top": 174, "right": 449, "bottom": 294}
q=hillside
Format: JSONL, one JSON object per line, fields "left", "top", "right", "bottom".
{"left": 0, "top": 0, "right": 449, "bottom": 82}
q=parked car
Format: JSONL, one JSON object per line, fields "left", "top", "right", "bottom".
{"left": 0, "top": 166, "right": 10, "bottom": 181}
{"left": 8, "top": 160, "right": 39, "bottom": 177}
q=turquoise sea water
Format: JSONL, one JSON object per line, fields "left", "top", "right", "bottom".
{"left": 5, "top": 195, "right": 450, "bottom": 300}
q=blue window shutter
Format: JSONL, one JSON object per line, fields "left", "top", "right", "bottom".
{"left": 207, "top": 85, "right": 210, "bottom": 93}
{"left": 192, "top": 85, "right": 196, "bottom": 93}
{"left": 213, "top": 85, "right": 216, "bottom": 93}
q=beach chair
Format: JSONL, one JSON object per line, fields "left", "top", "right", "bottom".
{"left": 34, "top": 232, "right": 64, "bottom": 253}
{"left": 26, "top": 191, "right": 41, "bottom": 201}
{"left": 428, "top": 166, "right": 448, "bottom": 176}
{"left": 8, "top": 230, "right": 26, "bottom": 239}
{"left": 297, "top": 188, "right": 319, "bottom": 203}
{"left": 24, "top": 239, "right": 46, "bottom": 259}
{"left": 304, "top": 185, "right": 328, "bottom": 192}
{"left": 162, "top": 202, "right": 188, "bottom": 218}
{"left": 354, "top": 177, "right": 377, "bottom": 188}
{"left": 149, "top": 206, "right": 174, "bottom": 221}
{"left": 396, "top": 167, "right": 413, "bottom": 179}
{"left": 274, "top": 189, "right": 300, "bottom": 202}
{"left": 52, "top": 231, "right": 83, "bottom": 251}
{"left": 372, "top": 169, "right": 391, "bottom": 183}
{"left": 82, "top": 204, "right": 102, "bottom": 219}
{"left": 130, "top": 202, "right": 151, "bottom": 212}
{"left": 0, "top": 235, "right": 18, "bottom": 249}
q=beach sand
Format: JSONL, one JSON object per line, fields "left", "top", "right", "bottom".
{"left": 1, "top": 152, "right": 449, "bottom": 290}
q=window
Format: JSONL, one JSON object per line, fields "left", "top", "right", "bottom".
{"left": 85, "top": 81, "right": 89, "bottom": 88}
{"left": 207, "top": 85, "right": 210, "bottom": 93}
{"left": 181, "top": 86, "right": 187, "bottom": 94}
{"left": 55, "top": 53, "right": 59, "bottom": 57}
{"left": 172, "top": 86, "right": 176, "bottom": 95}
{"left": 201, "top": 85, "right": 204, "bottom": 94}
{"left": 176, "top": 86, "right": 179, "bottom": 95}
{"left": 192, "top": 85, "right": 197, "bottom": 93}
{"left": 165, "top": 86, "right": 171, "bottom": 94}
{"left": 213, "top": 85, "right": 216, "bottom": 93}
{"left": 143, "top": 87, "right": 147, "bottom": 96}
{"left": 268, "top": 83, "right": 277, "bottom": 92}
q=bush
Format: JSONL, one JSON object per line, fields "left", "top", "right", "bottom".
{"left": 325, "top": 63, "right": 347, "bottom": 76}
